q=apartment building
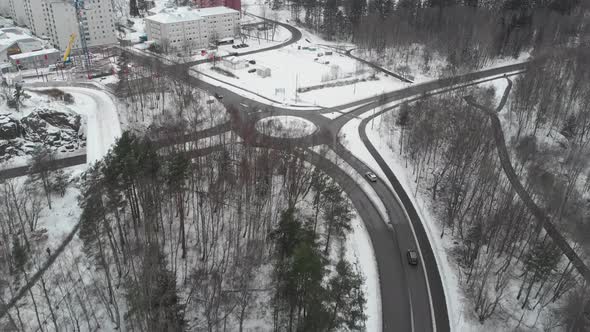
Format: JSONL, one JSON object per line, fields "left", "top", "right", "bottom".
{"left": 146, "top": 6, "right": 240, "bottom": 52}
{"left": 0, "top": 0, "right": 116, "bottom": 50}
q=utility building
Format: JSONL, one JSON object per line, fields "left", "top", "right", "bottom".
{"left": 145, "top": 6, "right": 240, "bottom": 52}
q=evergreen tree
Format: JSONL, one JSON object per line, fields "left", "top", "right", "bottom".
{"left": 126, "top": 246, "right": 185, "bottom": 331}
{"left": 323, "top": 0, "right": 339, "bottom": 39}
{"left": 321, "top": 181, "right": 354, "bottom": 254}
{"left": 327, "top": 260, "right": 367, "bottom": 330}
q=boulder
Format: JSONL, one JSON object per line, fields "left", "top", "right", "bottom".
{"left": 0, "top": 114, "right": 24, "bottom": 140}
{"left": 20, "top": 113, "right": 47, "bottom": 141}
{"left": 37, "top": 110, "right": 81, "bottom": 132}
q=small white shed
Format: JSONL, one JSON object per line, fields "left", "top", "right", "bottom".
{"left": 257, "top": 66, "right": 271, "bottom": 78}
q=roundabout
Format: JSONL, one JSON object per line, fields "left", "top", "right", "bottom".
{"left": 255, "top": 115, "right": 318, "bottom": 138}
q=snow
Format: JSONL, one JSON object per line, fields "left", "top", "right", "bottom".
{"left": 345, "top": 214, "right": 382, "bottom": 332}
{"left": 362, "top": 116, "right": 467, "bottom": 330}
{"left": 338, "top": 110, "right": 466, "bottom": 331}
{"left": 56, "top": 87, "right": 121, "bottom": 163}
{"left": 310, "top": 146, "right": 391, "bottom": 231}
{"left": 194, "top": 43, "right": 407, "bottom": 108}
{"left": 191, "top": 68, "right": 322, "bottom": 111}
{"left": 255, "top": 115, "right": 317, "bottom": 138}
{"left": 307, "top": 145, "right": 382, "bottom": 332}
{"left": 146, "top": 6, "right": 239, "bottom": 24}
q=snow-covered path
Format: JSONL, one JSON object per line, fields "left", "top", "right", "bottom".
{"left": 60, "top": 87, "right": 122, "bottom": 163}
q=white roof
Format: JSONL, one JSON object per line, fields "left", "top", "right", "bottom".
{"left": 9, "top": 48, "right": 59, "bottom": 60}
{"left": 0, "top": 27, "right": 44, "bottom": 53}
{"left": 146, "top": 6, "right": 238, "bottom": 24}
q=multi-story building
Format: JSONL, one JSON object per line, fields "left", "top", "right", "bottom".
{"left": 146, "top": 6, "right": 240, "bottom": 52}
{"left": 0, "top": 0, "right": 116, "bottom": 51}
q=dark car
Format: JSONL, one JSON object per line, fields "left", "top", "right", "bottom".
{"left": 249, "top": 60, "right": 256, "bottom": 64}
{"left": 214, "top": 93, "right": 223, "bottom": 100}
{"left": 407, "top": 249, "right": 419, "bottom": 265}
{"left": 230, "top": 52, "right": 239, "bottom": 56}
{"left": 248, "top": 68, "right": 256, "bottom": 73}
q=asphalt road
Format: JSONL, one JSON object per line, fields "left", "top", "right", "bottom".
{"left": 116, "top": 39, "right": 534, "bottom": 332}
{"left": 3, "top": 16, "right": 536, "bottom": 330}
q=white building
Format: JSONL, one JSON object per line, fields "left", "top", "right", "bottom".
{"left": 145, "top": 6, "right": 240, "bottom": 52}
{"left": 0, "top": 0, "right": 117, "bottom": 51}
{"left": 0, "top": 27, "right": 47, "bottom": 63}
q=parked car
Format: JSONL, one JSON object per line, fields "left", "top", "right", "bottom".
{"left": 248, "top": 68, "right": 256, "bottom": 73}
{"left": 365, "top": 172, "right": 378, "bottom": 182}
{"left": 407, "top": 249, "right": 419, "bottom": 265}
{"left": 249, "top": 60, "right": 256, "bottom": 64}
{"left": 230, "top": 52, "right": 239, "bottom": 56}
{"left": 325, "top": 51, "right": 333, "bottom": 55}
{"left": 214, "top": 92, "right": 223, "bottom": 100}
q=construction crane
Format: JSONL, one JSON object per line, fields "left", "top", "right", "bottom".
{"left": 72, "top": 0, "right": 92, "bottom": 77}
{"left": 62, "top": 33, "right": 76, "bottom": 63}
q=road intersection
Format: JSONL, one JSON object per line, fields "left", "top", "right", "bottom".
{"left": 0, "top": 17, "right": 535, "bottom": 331}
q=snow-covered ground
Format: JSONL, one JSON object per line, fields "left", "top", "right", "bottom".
{"left": 27, "top": 87, "right": 122, "bottom": 163}
{"left": 194, "top": 42, "right": 407, "bottom": 108}
{"left": 310, "top": 145, "right": 382, "bottom": 332}
{"left": 351, "top": 46, "right": 531, "bottom": 84}
{"left": 337, "top": 107, "right": 469, "bottom": 331}
{"left": 345, "top": 214, "right": 382, "bottom": 332}
{"left": 255, "top": 115, "right": 317, "bottom": 138}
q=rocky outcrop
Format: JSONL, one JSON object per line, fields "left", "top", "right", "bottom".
{"left": 0, "top": 110, "right": 85, "bottom": 163}
{"left": 0, "top": 114, "right": 24, "bottom": 140}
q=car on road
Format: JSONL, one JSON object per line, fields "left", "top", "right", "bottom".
{"left": 407, "top": 249, "right": 419, "bottom": 265}
{"left": 230, "top": 52, "right": 239, "bottom": 56}
{"left": 365, "top": 172, "right": 378, "bottom": 182}
{"left": 249, "top": 60, "right": 256, "bottom": 64}
{"left": 248, "top": 68, "right": 256, "bottom": 73}
{"left": 214, "top": 93, "right": 223, "bottom": 100}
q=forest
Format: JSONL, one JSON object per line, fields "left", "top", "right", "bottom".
{"left": 0, "top": 56, "right": 367, "bottom": 331}
{"left": 274, "top": 0, "right": 588, "bottom": 74}
{"left": 377, "top": 43, "right": 590, "bottom": 330}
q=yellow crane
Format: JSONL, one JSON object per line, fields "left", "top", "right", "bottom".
{"left": 62, "top": 33, "right": 76, "bottom": 62}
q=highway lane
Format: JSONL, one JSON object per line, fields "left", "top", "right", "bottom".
{"left": 10, "top": 31, "right": 534, "bottom": 330}
{"left": 301, "top": 148, "right": 413, "bottom": 332}
{"left": 331, "top": 144, "right": 435, "bottom": 332}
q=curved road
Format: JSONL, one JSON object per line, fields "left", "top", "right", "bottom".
{"left": 2, "top": 16, "right": 538, "bottom": 331}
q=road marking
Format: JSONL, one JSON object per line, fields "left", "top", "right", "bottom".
{"left": 408, "top": 288, "right": 415, "bottom": 332}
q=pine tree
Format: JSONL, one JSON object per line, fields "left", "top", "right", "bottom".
{"left": 321, "top": 181, "right": 354, "bottom": 254}
{"left": 327, "top": 260, "right": 367, "bottom": 330}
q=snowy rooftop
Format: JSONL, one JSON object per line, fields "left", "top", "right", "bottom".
{"left": 146, "top": 6, "right": 238, "bottom": 24}
{"left": 9, "top": 48, "right": 60, "bottom": 60}
{"left": 0, "top": 27, "right": 44, "bottom": 52}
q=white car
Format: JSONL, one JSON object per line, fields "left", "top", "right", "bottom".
{"left": 365, "top": 172, "right": 378, "bottom": 182}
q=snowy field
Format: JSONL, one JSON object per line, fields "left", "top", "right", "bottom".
{"left": 194, "top": 42, "right": 408, "bottom": 108}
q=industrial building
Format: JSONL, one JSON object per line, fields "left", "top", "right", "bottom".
{"left": 9, "top": 47, "right": 60, "bottom": 69}
{"left": 0, "top": 27, "right": 48, "bottom": 63}
{"left": 0, "top": 0, "right": 117, "bottom": 51}
{"left": 145, "top": 6, "right": 240, "bottom": 52}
